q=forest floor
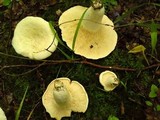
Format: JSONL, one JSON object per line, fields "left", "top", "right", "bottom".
{"left": 0, "top": 0, "right": 160, "bottom": 120}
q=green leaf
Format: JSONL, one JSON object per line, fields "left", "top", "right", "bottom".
{"left": 150, "top": 20, "right": 158, "bottom": 54}
{"left": 57, "top": 47, "right": 72, "bottom": 60}
{"left": 15, "top": 86, "right": 29, "bottom": 120}
{"left": 128, "top": 45, "right": 146, "bottom": 53}
{"left": 72, "top": 8, "right": 88, "bottom": 50}
{"left": 49, "top": 22, "right": 72, "bottom": 59}
{"left": 145, "top": 101, "right": 153, "bottom": 107}
{"left": 108, "top": 115, "right": 119, "bottom": 120}
{"left": 3, "top": 0, "right": 11, "bottom": 6}
{"left": 156, "top": 104, "right": 160, "bottom": 111}
{"left": 128, "top": 45, "right": 149, "bottom": 65}
{"left": 149, "top": 84, "right": 159, "bottom": 98}
{"left": 49, "top": 22, "right": 71, "bottom": 50}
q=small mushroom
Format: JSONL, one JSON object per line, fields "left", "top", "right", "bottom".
{"left": 0, "top": 107, "right": 7, "bottom": 120}
{"left": 99, "top": 70, "right": 119, "bottom": 91}
{"left": 58, "top": 0, "right": 117, "bottom": 59}
{"left": 42, "top": 77, "right": 88, "bottom": 120}
{"left": 12, "top": 16, "right": 58, "bottom": 60}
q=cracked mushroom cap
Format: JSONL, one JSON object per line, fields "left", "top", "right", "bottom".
{"left": 0, "top": 107, "right": 7, "bottom": 120}
{"left": 99, "top": 70, "right": 119, "bottom": 91}
{"left": 59, "top": 6, "right": 117, "bottom": 59}
{"left": 42, "top": 77, "right": 88, "bottom": 120}
{"left": 12, "top": 16, "right": 58, "bottom": 60}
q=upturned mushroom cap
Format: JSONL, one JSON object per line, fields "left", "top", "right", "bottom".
{"left": 59, "top": 5, "right": 117, "bottom": 59}
{"left": 42, "top": 77, "right": 88, "bottom": 120}
{"left": 0, "top": 107, "right": 7, "bottom": 120}
{"left": 12, "top": 16, "right": 58, "bottom": 60}
{"left": 99, "top": 70, "right": 119, "bottom": 91}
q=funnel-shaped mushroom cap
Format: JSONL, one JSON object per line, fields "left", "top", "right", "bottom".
{"left": 12, "top": 16, "right": 58, "bottom": 60}
{"left": 59, "top": 6, "right": 117, "bottom": 59}
{"left": 0, "top": 107, "right": 7, "bottom": 120}
{"left": 42, "top": 77, "right": 88, "bottom": 120}
{"left": 99, "top": 70, "right": 119, "bottom": 91}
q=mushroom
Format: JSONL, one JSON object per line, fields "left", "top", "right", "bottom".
{"left": 0, "top": 107, "right": 7, "bottom": 120}
{"left": 42, "top": 77, "right": 88, "bottom": 120}
{"left": 58, "top": 0, "right": 117, "bottom": 59}
{"left": 12, "top": 16, "right": 58, "bottom": 60}
{"left": 99, "top": 70, "right": 119, "bottom": 91}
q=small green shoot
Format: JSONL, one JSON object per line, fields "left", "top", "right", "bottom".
{"left": 149, "top": 84, "right": 158, "bottom": 98}
{"left": 156, "top": 105, "right": 160, "bottom": 111}
{"left": 150, "top": 20, "right": 158, "bottom": 54}
{"left": 120, "top": 81, "right": 127, "bottom": 91}
{"left": 145, "top": 101, "right": 153, "bottom": 107}
{"left": 15, "top": 86, "right": 29, "bottom": 120}
{"left": 108, "top": 115, "right": 119, "bottom": 120}
{"left": 128, "top": 45, "right": 149, "bottom": 65}
{"left": 3, "top": 0, "right": 11, "bottom": 6}
{"left": 145, "top": 84, "right": 160, "bottom": 112}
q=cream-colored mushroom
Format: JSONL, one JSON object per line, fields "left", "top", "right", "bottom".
{"left": 0, "top": 107, "right": 7, "bottom": 120}
{"left": 99, "top": 70, "right": 119, "bottom": 91}
{"left": 59, "top": 0, "right": 117, "bottom": 59}
{"left": 12, "top": 16, "right": 58, "bottom": 60}
{"left": 42, "top": 77, "right": 88, "bottom": 120}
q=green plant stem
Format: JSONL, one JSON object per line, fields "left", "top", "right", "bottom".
{"left": 15, "top": 86, "right": 29, "bottom": 120}
{"left": 142, "top": 51, "right": 150, "bottom": 65}
{"left": 72, "top": 9, "right": 88, "bottom": 50}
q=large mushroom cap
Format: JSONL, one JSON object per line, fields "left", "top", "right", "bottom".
{"left": 0, "top": 107, "right": 7, "bottom": 120}
{"left": 42, "top": 77, "right": 88, "bottom": 120}
{"left": 59, "top": 6, "right": 117, "bottom": 59}
{"left": 12, "top": 16, "right": 58, "bottom": 60}
{"left": 99, "top": 70, "right": 119, "bottom": 91}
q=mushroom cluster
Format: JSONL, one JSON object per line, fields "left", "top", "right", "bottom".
{"left": 12, "top": 16, "right": 58, "bottom": 60}
{"left": 10, "top": 0, "right": 120, "bottom": 119}
{"left": 59, "top": 0, "right": 117, "bottom": 59}
{"left": 42, "top": 77, "right": 88, "bottom": 120}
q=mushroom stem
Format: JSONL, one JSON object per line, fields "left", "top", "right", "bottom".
{"left": 53, "top": 80, "right": 70, "bottom": 105}
{"left": 82, "top": 0, "right": 104, "bottom": 32}
{"left": 109, "top": 77, "right": 119, "bottom": 87}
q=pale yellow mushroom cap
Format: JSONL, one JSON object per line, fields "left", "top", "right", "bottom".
{"left": 59, "top": 6, "right": 117, "bottom": 59}
{"left": 12, "top": 16, "right": 58, "bottom": 60}
{"left": 99, "top": 70, "right": 119, "bottom": 91}
{"left": 42, "top": 77, "right": 88, "bottom": 120}
{"left": 0, "top": 107, "right": 7, "bottom": 120}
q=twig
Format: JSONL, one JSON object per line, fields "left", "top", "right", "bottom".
{"left": 1, "top": 50, "right": 160, "bottom": 74}
{"left": 142, "top": 63, "right": 160, "bottom": 70}
{"left": 1, "top": 62, "right": 46, "bottom": 76}
{"left": 80, "top": 60, "right": 136, "bottom": 71}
